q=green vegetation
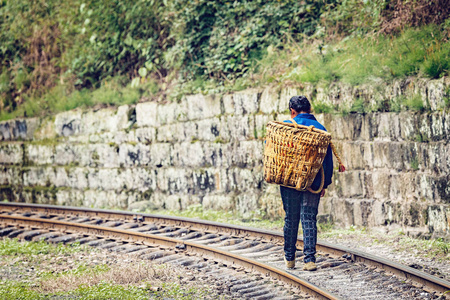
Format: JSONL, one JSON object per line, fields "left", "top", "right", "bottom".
{"left": 0, "top": 0, "right": 449, "bottom": 120}
{"left": 0, "top": 238, "right": 86, "bottom": 257}
{"left": 0, "top": 238, "right": 223, "bottom": 299}
{"left": 410, "top": 158, "right": 420, "bottom": 171}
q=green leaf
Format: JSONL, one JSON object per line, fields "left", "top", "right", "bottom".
{"left": 138, "top": 67, "right": 148, "bottom": 78}
{"left": 131, "top": 77, "right": 140, "bottom": 88}
{"left": 144, "top": 61, "right": 153, "bottom": 71}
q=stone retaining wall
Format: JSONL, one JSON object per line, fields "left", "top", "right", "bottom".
{"left": 0, "top": 77, "right": 449, "bottom": 237}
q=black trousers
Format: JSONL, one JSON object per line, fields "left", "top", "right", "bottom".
{"left": 280, "top": 186, "right": 320, "bottom": 263}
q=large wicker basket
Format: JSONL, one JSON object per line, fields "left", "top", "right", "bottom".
{"left": 263, "top": 118, "right": 344, "bottom": 193}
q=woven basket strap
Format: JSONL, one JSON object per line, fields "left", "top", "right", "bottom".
{"left": 307, "top": 166, "right": 324, "bottom": 194}
{"left": 330, "top": 142, "right": 346, "bottom": 172}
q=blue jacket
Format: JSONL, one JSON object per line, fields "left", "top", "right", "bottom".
{"left": 285, "top": 114, "right": 333, "bottom": 190}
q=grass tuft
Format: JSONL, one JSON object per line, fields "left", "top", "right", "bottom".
{"left": 0, "top": 238, "right": 86, "bottom": 257}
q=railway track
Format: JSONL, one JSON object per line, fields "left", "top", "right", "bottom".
{"left": 0, "top": 203, "right": 449, "bottom": 299}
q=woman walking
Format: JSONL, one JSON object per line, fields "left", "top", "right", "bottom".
{"left": 282, "top": 96, "right": 333, "bottom": 271}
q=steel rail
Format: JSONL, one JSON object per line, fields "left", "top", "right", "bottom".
{"left": 0, "top": 214, "right": 341, "bottom": 300}
{"left": 1, "top": 202, "right": 450, "bottom": 295}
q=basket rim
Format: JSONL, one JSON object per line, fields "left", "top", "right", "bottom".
{"left": 268, "top": 120, "right": 331, "bottom": 136}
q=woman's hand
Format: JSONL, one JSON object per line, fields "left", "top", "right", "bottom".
{"left": 320, "top": 189, "right": 326, "bottom": 198}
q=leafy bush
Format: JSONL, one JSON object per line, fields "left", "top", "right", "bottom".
{"left": 0, "top": 0, "right": 449, "bottom": 120}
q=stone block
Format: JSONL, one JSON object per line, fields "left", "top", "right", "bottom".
{"left": 23, "top": 167, "right": 88, "bottom": 190}
{"left": 0, "top": 167, "right": 22, "bottom": 186}
{"left": 225, "top": 89, "right": 261, "bottom": 115}
{"left": 322, "top": 198, "right": 356, "bottom": 227}
{"left": 372, "top": 142, "right": 391, "bottom": 168}
{"left": 361, "top": 172, "right": 374, "bottom": 199}
{"left": 34, "top": 117, "right": 56, "bottom": 140}
{"left": 203, "top": 195, "right": 235, "bottom": 211}
{"left": 186, "top": 94, "right": 221, "bottom": 120}
{"left": 397, "top": 172, "right": 417, "bottom": 201}
{"left": 361, "top": 142, "right": 374, "bottom": 169}
{"left": 375, "top": 113, "right": 401, "bottom": 141}
{"left": 90, "top": 144, "right": 120, "bottom": 168}
{"left": 416, "top": 174, "right": 438, "bottom": 202}
{"left": 155, "top": 168, "right": 191, "bottom": 193}
{"left": 55, "top": 110, "right": 82, "bottom": 137}
{"left": 254, "top": 114, "right": 274, "bottom": 140}
{"left": 156, "top": 124, "right": 178, "bottom": 142}
{"left": 88, "top": 168, "right": 121, "bottom": 191}
{"left": 259, "top": 87, "right": 279, "bottom": 114}
{"left": 372, "top": 172, "right": 391, "bottom": 199}
{"left": 135, "top": 127, "right": 157, "bottom": 144}
{"left": 427, "top": 205, "right": 449, "bottom": 234}
{"left": 192, "top": 168, "right": 216, "bottom": 194}
{"left": 177, "top": 121, "right": 199, "bottom": 142}
{"left": 371, "top": 200, "right": 388, "bottom": 226}
{"left": 399, "top": 112, "right": 419, "bottom": 141}
{"left": 418, "top": 143, "right": 440, "bottom": 173}
{"left": 157, "top": 102, "right": 178, "bottom": 125}
{"left": 258, "top": 184, "right": 282, "bottom": 219}
{"left": 436, "top": 175, "right": 450, "bottom": 203}
{"left": 23, "top": 167, "right": 54, "bottom": 187}
{"left": 341, "top": 142, "right": 365, "bottom": 170}
{"left": 172, "top": 142, "right": 204, "bottom": 167}
{"left": 179, "top": 194, "right": 202, "bottom": 210}
{"left": 81, "top": 105, "right": 130, "bottom": 134}
{"left": 214, "top": 168, "right": 233, "bottom": 193}
{"left": 119, "top": 143, "right": 150, "bottom": 166}
{"left": 56, "top": 189, "right": 85, "bottom": 207}
{"left": 0, "top": 143, "right": 23, "bottom": 164}
{"left": 404, "top": 201, "right": 428, "bottom": 227}
{"left": 196, "top": 118, "right": 222, "bottom": 142}
{"left": 336, "top": 171, "right": 363, "bottom": 198}
{"left": 164, "top": 195, "right": 182, "bottom": 210}
{"left": 222, "top": 94, "right": 234, "bottom": 115}
{"left": 381, "top": 200, "right": 403, "bottom": 226}
{"left": 328, "top": 114, "right": 363, "bottom": 141}
{"left": 232, "top": 140, "right": 264, "bottom": 167}
{"left": 236, "top": 192, "right": 260, "bottom": 215}
{"left": 136, "top": 101, "right": 158, "bottom": 127}
{"left": 389, "top": 143, "right": 408, "bottom": 171}
{"left": 55, "top": 144, "right": 86, "bottom": 166}
{"left": 230, "top": 167, "right": 263, "bottom": 191}
{"left": 128, "top": 200, "right": 158, "bottom": 212}
{"left": 426, "top": 78, "right": 446, "bottom": 111}
{"left": 201, "top": 142, "right": 233, "bottom": 168}
{"left": 418, "top": 113, "right": 433, "bottom": 142}
{"left": 83, "top": 189, "right": 128, "bottom": 209}
{"left": 150, "top": 143, "right": 173, "bottom": 167}
{"left": 113, "top": 130, "right": 137, "bottom": 145}
{"left": 27, "top": 144, "right": 54, "bottom": 165}
{"left": 331, "top": 114, "right": 366, "bottom": 141}
{"left": 147, "top": 192, "right": 165, "bottom": 209}
{"left": 352, "top": 199, "right": 374, "bottom": 227}
{"left": 119, "top": 168, "right": 157, "bottom": 192}
{"left": 429, "top": 112, "right": 446, "bottom": 141}
{"left": 388, "top": 174, "right": 402, "bottom": 201}
{"left": 0, "top": 118, "right": 39, "bottom": 141}
{"left": 21, "top": 188, "right": 58, "bottom": 205}
{"left": 224, "top": 115, "right": 254, "bottom": 141}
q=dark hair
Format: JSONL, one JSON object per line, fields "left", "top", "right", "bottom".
{"left": 289, "top": 95, "right": 311, "bottom": 113}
